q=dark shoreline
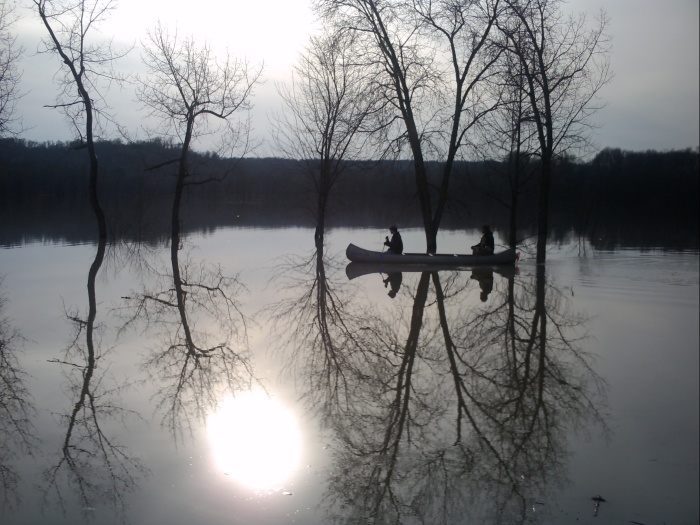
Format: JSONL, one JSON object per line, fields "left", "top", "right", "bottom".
{"left": 1, "top": 139, "right": 698, "bottom": 250}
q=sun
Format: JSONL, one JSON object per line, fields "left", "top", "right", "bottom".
{"left": 207, "top": 391, "right": 302, "bottom": 490}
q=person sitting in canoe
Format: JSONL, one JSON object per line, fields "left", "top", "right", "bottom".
{"left": 471, "top": 224, "right": 495, "bottom": 255}
{"left": 384, "top": 225, "right": 403, "bottom": 254}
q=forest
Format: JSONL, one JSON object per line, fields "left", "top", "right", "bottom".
{"left": 0, "top": 138, "right": 698, "bottom": 250}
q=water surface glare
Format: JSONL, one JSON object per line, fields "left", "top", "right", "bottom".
{"left": 0, "top": 227, "right": 697, "bottom": 525}
{"left": 208, "top": 392, "right": 302, "bottom": 490}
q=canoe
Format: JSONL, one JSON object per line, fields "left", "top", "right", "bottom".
{"left": 345, "top": 261, "right": 518, "bottom": 281}
{"left": 346, "top": 243, "right": 518, "bottom": 266}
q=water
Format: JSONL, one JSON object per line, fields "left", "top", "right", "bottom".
{"left": 0, "top": 226, "right": 698, "bottom": 525}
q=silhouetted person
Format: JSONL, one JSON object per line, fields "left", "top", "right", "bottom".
{"left": 384, "top": 225, "right": 403, "bottom": 254}
{"left": 471, "top": 224, "right": 494, "bottom": 255}
{"left": 383, "top": 272, "right": 402, "bottom": 298}
{"left": 470, "top": 268, "right": 494, "bottom": 302}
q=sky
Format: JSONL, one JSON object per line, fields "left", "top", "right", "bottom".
{"left": 9, "top": 0, "right": 700, "bottom": 157}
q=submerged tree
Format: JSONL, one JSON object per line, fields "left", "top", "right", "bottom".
{"left": 314, "top": 0, "right": 442, "bottom": 252}
{"left": 478, "top": 33, "right": 541, "bottom": 249}
{"left": 496, "top": 0, "right": 611, "bottom": 261}
{"left": 35, "top": 0, "right": 129, "bottom": 243}
{"left": 274, "top": 29, "right": 382, "bottom": 245}
{"left": 412, "top": 0, "right": 503, "bottom": 242}
{"left": 35, "top": 2, "right": 143, "bottom": 513}
{"left": 125, "top": 25, "right": 261, "bottom": 433}
{"left": 137, "top": 23, "right": 263, "bottom": 280}
{"left": 134, "top": 29, "right": 263, "bottom": 423}
{"left": 314, "top": 0, "right": 504, "bottom": 253}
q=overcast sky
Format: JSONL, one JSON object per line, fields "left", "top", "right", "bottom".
{"left": 10, "top": 0, "right": 700, "bottom": 157}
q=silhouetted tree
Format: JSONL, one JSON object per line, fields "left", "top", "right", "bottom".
{"left": 137, "top": 24, "right": 263, "bottom": 294}
{"left": 274, "top": 29, "right": 382, "bottom": 245}
{"left": 315, "top": 0, "right": 508, "bottom": 253}
{"left": 36, "top": 0, "right": 129, "bottom": 243}
{"left": 478, "top": 30, "right": 540, "bottom": 248}
{"left": 315, "top": 0, "right": 443, "bottom": 252}
{"left": 412, "top": 0, "right": 503, "bottom": 239}
{"left": 496, "top": 0, "right": 611, "bottom": 262}
{"left": 136, "top": 22, "right": 263, "bottom": 167}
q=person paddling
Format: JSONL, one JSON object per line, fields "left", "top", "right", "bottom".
{"left": 384, "top": 225, "right": 403, "bottom": 254}
{"left": 471, "top": 224, "right": 494, "bottom": 255}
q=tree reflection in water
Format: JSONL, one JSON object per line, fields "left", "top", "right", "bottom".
{"left": 118, "top": 170, "right": 254, "bottom": 440}
{"left": 120, "top": 244, "right": 254, "bottom": 438}
{"left": 271, "top": 245, "right": 609, "bottom": 524}
{"left": 265, "top": 235, "right": 367, "bottom": 416}
{"left": 0, "top": 282, "right": 36, "bottom": 510}
{"left": 42, "top": 234, "right": 146, "bottom": 518}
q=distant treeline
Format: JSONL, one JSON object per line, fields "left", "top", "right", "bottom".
{"left": 0, "top": 138, "right": 698, "bottom": 249}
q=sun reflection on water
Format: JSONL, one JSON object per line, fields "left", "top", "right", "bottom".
{"left": 207, "top": 391, "right": 302, "bottom": 490}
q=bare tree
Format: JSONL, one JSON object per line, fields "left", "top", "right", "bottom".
{"left": 36, "top": 0, "right": 129, "bottom": 243}
{"left": 136, "top": 22, "right": 263, "bottom": 166}
{"left": 35, "top": 4, "right": 142, "bottom": 513}
{"left": 127, "top": 24, "right": 261, "bottom": 438}
{"left": 315, "top": 0, "right": 444, "bottom": 252}
{"left": 477, "top": 41, "right": 541, "bottom": 249}
{"left": 412, "top": 0, "right": 503, "bottom": 237}
{"left": 274, "top": 29, "right": 382, "bottom": 245}
{"left": 496, "top": 0, "right": 611, "bottom": 262}
{"left": 35, "top": 0, "right": 129, "bottom": 142}
{"left": 137, "top": 24, "right": 263, "bottom": 281}
{"left": 314, "top": 0, "right": 506, "bottom": 253}
{"left": 0, "top": 1, "right": 24, "bottom": 136}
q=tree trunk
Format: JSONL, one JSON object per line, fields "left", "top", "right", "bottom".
{"left": 536, "top": 151, "right": 551, "bottom": 264}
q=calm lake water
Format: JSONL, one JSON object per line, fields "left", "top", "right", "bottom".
{"left": 0, "top": 226, "right": 698, "bottom": 525}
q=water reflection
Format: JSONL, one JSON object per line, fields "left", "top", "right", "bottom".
{"left": 41, "top": 224, "right": 146, "bottom": 518}
{"left": 120, "top": 247, "right": 254, "bottom": 437}
{"left": 118, "top": 157, "right": 255, "bottom": 440}
{"left": 0, "top": 282, "right": 36, "bottom": 510}
{"left": 207, "top": 391, "right": 302, "bottom": 489}
{"left": 382, "top": 272, "right": 403, "bottom": 298}
{"left": 272, "top": 245, "right": 609, "bottom": 523}
{"left": 470, "top": 267, "right": 494, "bottom": 301}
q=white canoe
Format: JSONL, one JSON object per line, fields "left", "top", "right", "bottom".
{"left": 346, "top": 243, "right": 518, "bottom": 265}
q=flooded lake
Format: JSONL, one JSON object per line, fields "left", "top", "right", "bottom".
{"left": 0, "top": 226, "right": 698, "bottom": 524}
